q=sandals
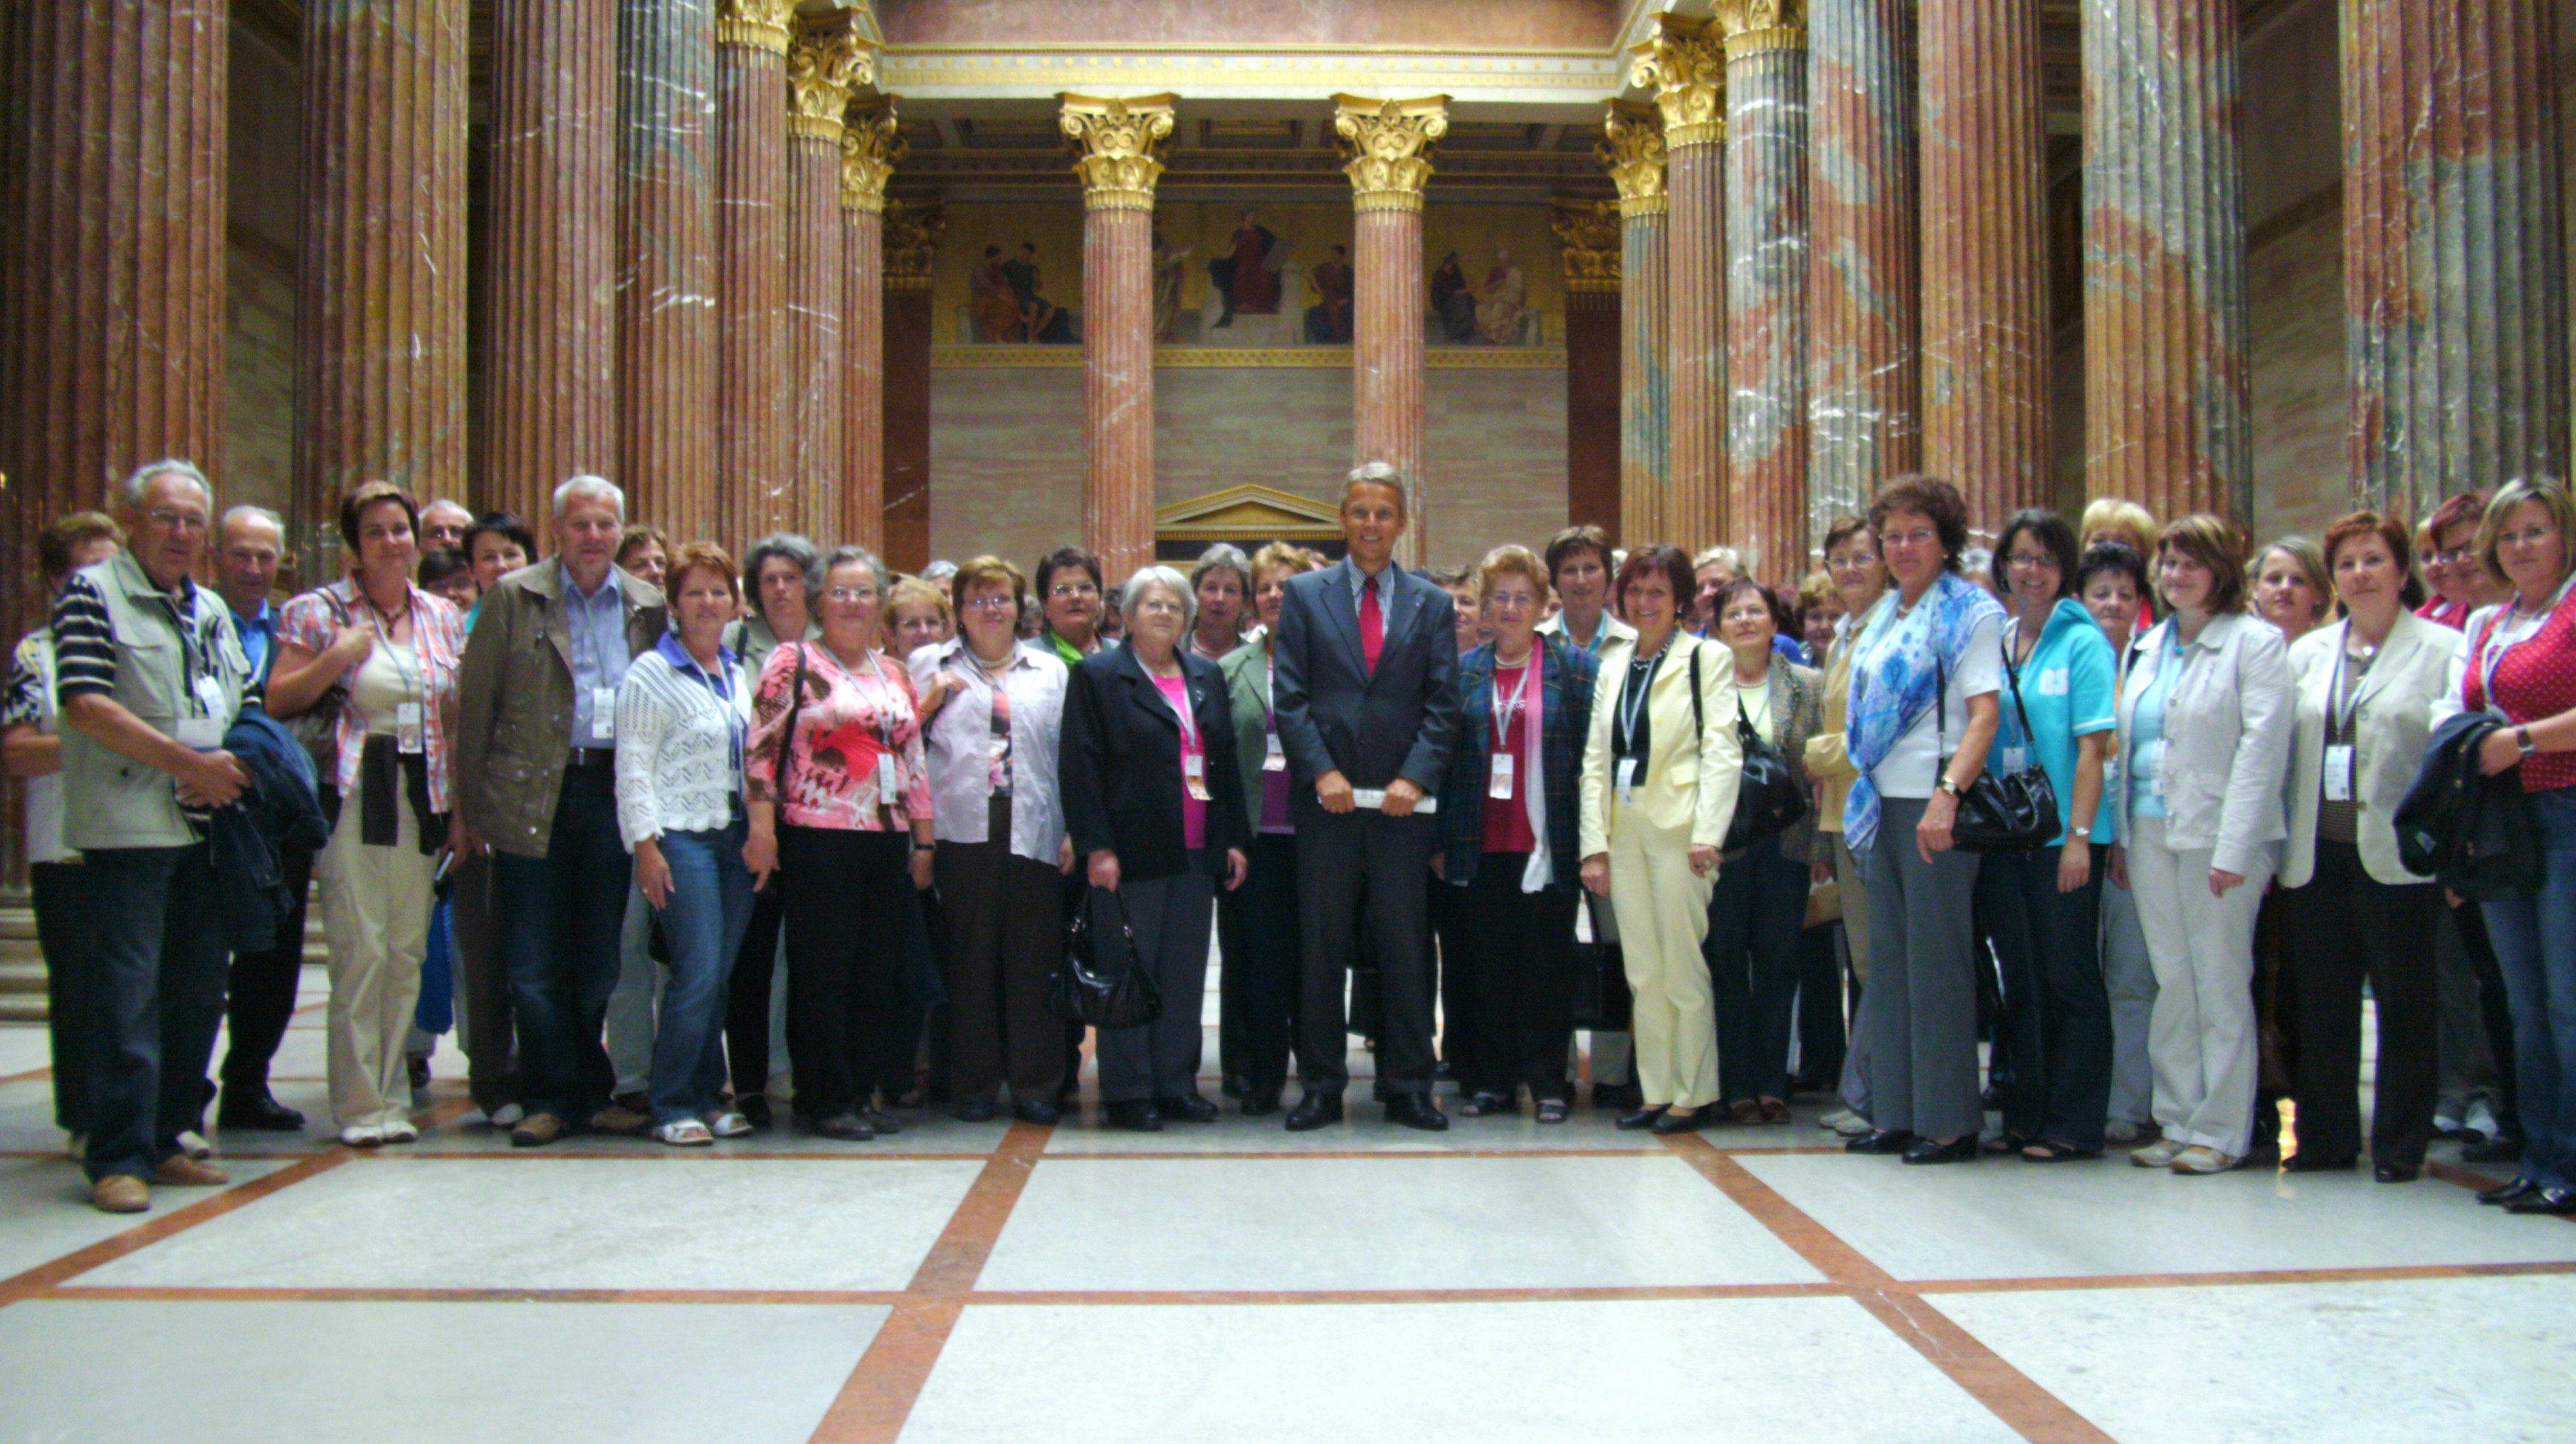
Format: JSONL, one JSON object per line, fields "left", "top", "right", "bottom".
{"left": 1458, "top": 1092, "right": 1515, "bottom": 1117}
{"left": 1535, "top": 1097, "right": 1570, "bottom": 1125}
{"left": 655, "top": 1119, "right": 714, "bottom": 1147}
{"left": 2020, "top": 1139, "right": 2101, "bottom": 1162}
{"left": 705, "top": 1111, "right": 754, "bottom": 1138}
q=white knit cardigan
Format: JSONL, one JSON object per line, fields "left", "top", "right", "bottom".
{"left": 614, "top": 647, "right": 751, "bottom": 849}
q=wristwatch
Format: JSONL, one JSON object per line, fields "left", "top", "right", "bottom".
{"left": 2518, "top": 725, "right": 2538, "bottom": 758}
{"left": 1936, "top": 777, "right": 1963, "bottom": 799}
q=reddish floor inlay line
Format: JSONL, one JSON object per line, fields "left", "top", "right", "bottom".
{"left": 0, "top": 1152, "right": 350, "bottom": 1304}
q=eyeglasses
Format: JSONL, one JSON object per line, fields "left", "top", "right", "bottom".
{"left": 2004, "top": 552, "right": 2058, "bottom": 571}
{"left": 1487, "top": 594, "right": 1539, "bottom": 613}
{"left": 2497, "top": 525, "right": 2559, "bottom": 550}
{"left": 1825, "top": 551, "right": 1876, "bottom": 570}
{"left": 827, "top": 586, "right": 879, "bottom": 603}
{"left": 1134, "top": 598, "right": 1185, "bottom": 616}
{"left": 1049, "top": 582, "right": 1100, "bottom": 599}
{"left": 147, "top": 509, "right": 210, "bottom": 533}
{"left": 2426, "top": 546, "right": 2476, "bottom": 568}
{"left": 962, "top": 595, "right": 1017, "bottom": 613}
{"left": 1882, "top": 530, "right": 1940, "bottom": 550}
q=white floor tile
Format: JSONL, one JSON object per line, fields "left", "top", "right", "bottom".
{"left": 0, "top": 1155, "right": 296, "bottom": 1282}
{"left": 0, "top": 1299, "right": 884, "bottom": 1444}
{"left": 1933, "top": 1274, "right": 2576, "bottom": 1443}
{"left": 979, "top": 1154, "right": 1823, "bottom": 1292}
{"left": 0, "top": 1022, "right": 54, "bottom": 1076}
{"left": 70, "top": 1156, "right": 982, "bottom": 1293}
{"left": 1737, "top": 1151, "right": 2576, "bottom": 1281}
{"left": 903, "top": 1298, "right": 2018, "bottom": 1443}
{"left": 1043, "top": 1100, "right": 1650, "bottom": 1153}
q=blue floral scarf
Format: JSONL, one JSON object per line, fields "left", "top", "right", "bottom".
{"left": 1842, "top": 571, "right": 2004, "bottom": 860}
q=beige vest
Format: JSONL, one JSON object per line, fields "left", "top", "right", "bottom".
{"left": 60, "top": 551, "right": 250, "bottom": 850}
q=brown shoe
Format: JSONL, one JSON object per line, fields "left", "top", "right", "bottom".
{"left": 510, "top": 1112, "right": 567, "bottom": 1148}
{"left": 1757, "top": 1097, "right": 1792, "bottom": 1125}
{"left": 589, "top": 1104, "right": 650, "bottom": 1136}
{"left": 1726, "top": 1099, "right": 1764, "bottom": 1126}
{"left": 152, "top": 1155, "right": 229, "bottom": 1187}
{"left": 91, "top": 1175, "right": 150, "bottom": 1213}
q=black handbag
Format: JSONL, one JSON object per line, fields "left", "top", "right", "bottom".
{"left": 1045, "top": 887, "right": 1163, "bottom": 1030}
{"left": 1936, "top": 644, "right": 2059, "bottom": 853}
{"left": 1568, "top": 896, "right": 1631, "bottom": 1029}
{"left": 1723, "top": 687, "right": 1810, "bottom": 850}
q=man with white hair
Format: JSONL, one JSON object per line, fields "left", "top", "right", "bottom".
{"left": 52, "top": 460, "right": 257, "bottom": 1212}
{"left": 420, "top": 498, "right": 473, "bottom": 554}
{"left": 454, "top": 475, "right": 667, "bottom": 1147}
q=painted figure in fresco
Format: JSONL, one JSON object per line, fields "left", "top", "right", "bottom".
{"left": 1152, "top": 231, "right": 1192, "bottom": 342}
{"left": 1207, "top": 209, "right": 1281, "bottom": 327}
{"left": 1305, "top": 244, "right": 1354, "bottom": 343}
{"left": 1001, "top": 241, "right": 1075, "bottom": 344}
{"left": 970, "top": 244, "right": 1025, "bottom": 342}
{"left": 1475, "top": 247, "right": 1529, "bottom": 345}
{"left": 1430, "top": 250, "right": 1478, "bottom": 342}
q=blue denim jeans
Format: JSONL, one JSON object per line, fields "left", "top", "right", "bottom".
{"left": 648, "top": 819, "right": 754, "bottom": 1124}
{"left": 79, "top": 844, "right": 228, "bottom": 1182}
{"left": 492, "top": 768, "right": 631, "bottom": 1124}
{"left": 2481, "top": 787, "right": 2576, "bottom": 1191}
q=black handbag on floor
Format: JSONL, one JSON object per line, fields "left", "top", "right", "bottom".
{"left": 1723, "top": 689, "right": 1810, "bottom": 850}
{"left": 1936, "top": 643, "right": 2059, "bottom": 853}
{"left": 1046, "top": 886, "right": 1163, "bottom": 1030}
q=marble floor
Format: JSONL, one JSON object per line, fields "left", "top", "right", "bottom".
{"left": 3, "top": 972, "right": 2572, "bottom": 1443}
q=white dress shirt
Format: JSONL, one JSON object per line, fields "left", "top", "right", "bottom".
{"left": 912, "top": 637, "right": 1070, "bottom": 864}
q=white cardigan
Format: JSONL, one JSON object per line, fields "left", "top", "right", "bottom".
{"left": 2114, "top": 610, "right": 2293, "bottom": 877}
{"left": 2279, "top": 611, "right": 2451, "bottom": 888}
{"left": 614, "top": 646, "right": 751, "bottom": 849}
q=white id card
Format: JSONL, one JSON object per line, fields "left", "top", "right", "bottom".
{"left": 875, "top": 753, "right": 897, "bottom": 799}
{"left": 1618, "top": 756, "right": 1642, "bottom": 803}
{"left": 1183, "top": 753, "right": 1212, "bottom": 802}
{"left": 1488, "top": 751, "right": 1516, "bottom": 799}
{"left": 192, "top": 675, "right": 226, "bottom": 718}
{"left": 2323, "top": 744, "right": 2355, "bottom": 802}
{"left": 2000, "top": 746, "right": 2028, "bottom": 775}
{"left": 1263, "top": 733, "right": 1287, "bottom": 773}
{"left": 396, "top": 702, "right": 425, "bottom": 755}
{"left": 174, "top": 716, "right": 224, "bottom": 750}
{"left": 590, "top": 687, "right": 617, "bottom": 741}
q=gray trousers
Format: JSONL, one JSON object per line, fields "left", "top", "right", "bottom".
{"left": 2100, "top": 871, "right": 2157, "bottom": 1126}
{"left": 1862, "top": 797, "right": 1986, "bottom": 1139}
{"left": 1834, "top": 835, "right": 1876, "bottom": 1117}
{"left": 1094, "top": 872, "right": 1216, "bottom": 1104}
{"left": 2432, "top": 904, "right": 2504, "bottom": 1115}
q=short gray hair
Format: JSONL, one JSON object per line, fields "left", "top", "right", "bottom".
{"left": 1693, "top": 545, "right": 1740, "bottom": 575}
{"left": 420, "top": 497, "right": 473, "bottom": 525}
{"left": 121, "top": 458, "right": 212, "bottom": 510}
{"left": 219, "top": 504, "right": 284, "bottom": 541}
{"left": 1342, "top": 460, "right": 1407, "bottom": 516}
{"left": 1188, "top": 542, "right": 1251, "bottom": 595}
{"left": 807, "top": 543, "right": 890, "bottom": 606}
{"left": 742, "top": 532, "right": 819, "bottom": 599}
{"left": 552, "top": 474, "right": 626, "bottom": 520}
{"left": 921, "top": 559, "right": 958, "bottom": 582}
{"left": 1120, "top": 565, "right": 1196, "bottom": 631}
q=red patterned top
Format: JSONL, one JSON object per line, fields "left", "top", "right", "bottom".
{"left": 2463, "top": 582, "right": 2576, "bottom": 794}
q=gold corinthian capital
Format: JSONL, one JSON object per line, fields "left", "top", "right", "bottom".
{"left": 1551, "top": 199, "right": 1623, "bottom": 294}
{"left": 882, "top": 198, "right": 945, "bottom": 292}
{"left": 841, "top": 98, "right": 904, "bottom": 214}
{"left": 1628, "top": 13, "right": 1727, "bottom": 149}
{"left": 1598, "top": 98, "right": 1669, "bottom": 218}
{"left": 1333, "top": 96, "right": 1450, "bottom": 214}
{"left": 716, "top": 0, "right": 794, "bottom": 54}
{"left": 786, "top": 17, "right": 875, "bottom": 144}
{"left": 1059, "top": 94, "right": 1179, "bottom": 212}
{"left": 1715, "top": 0, "right": 1810, "bottom": 57}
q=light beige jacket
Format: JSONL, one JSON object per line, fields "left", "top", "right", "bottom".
{"left": 1579, "top": 631, "right": 1740, "bottom": 857}
{"left": 2279, "top": 611, "right": 2450, "bottom": 888}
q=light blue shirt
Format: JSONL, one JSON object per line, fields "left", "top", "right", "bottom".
{"left": 230, "top": 600, "right": 273, "bottom": 685}
{"left": 1998, "top": 600, "right": 2118, "bottom": 845}
{"left": 564, "top": 562, "right": 631, "bottom": 746}
{"left": 2126, "top": 623, "right": 2187, "bottom": 820}
{"left": 1344, "top": 558, "right": 1395, "bottom": 611}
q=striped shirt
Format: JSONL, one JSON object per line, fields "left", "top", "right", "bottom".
{"left": 50, "top": 569, "right": 253, "bottom": 830}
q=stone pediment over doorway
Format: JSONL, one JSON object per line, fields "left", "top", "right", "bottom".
{"left": 1154, "top": 483, "right": 1348, "bottom": 561}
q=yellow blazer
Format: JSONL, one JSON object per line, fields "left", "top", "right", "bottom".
{"left": 1580, "top": 631, "right": 1741, "bottom": 857}
{"left": 1802, "top": 612, "right": 1868, "bottom": 836}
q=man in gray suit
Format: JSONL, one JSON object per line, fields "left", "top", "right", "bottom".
{"left": 1272, "top": 463, "right": 1461, "bottom": 1130}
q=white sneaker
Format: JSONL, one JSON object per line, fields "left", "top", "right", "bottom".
{"left": 381, "top": 1120, "right": 419, "bottom": 1145}
{"left": 2171, "top": 1145, "right": 2240, "bottom": 1174}
{"left": 488, "top": 1102, "right": 525, "bottom": 1128}
{"left": 2130, "top": 1136, "right": 2187, "bottom": 1168}
{"left": 1820, "top": 1108, "right": 1873, "bottom": 1138}
{"left": 2463, "top": 1099, "right": 2502, "bottom": 1145}
{"left": 2104, "top": 1119, "right": 2144, "bottom": 1145}
{"left": 2432, "top": 1107, "right": 2468, "bottom": 1139}
{"left": 176, "top": 1129, "right": 213, "bottom": 1160}
{"left": 339, "top": 1124, "right": 385, "bottom": 1148}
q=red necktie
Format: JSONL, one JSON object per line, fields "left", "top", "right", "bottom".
{"left": 1360, "top": 573, "right": 1384, "bottom": 674}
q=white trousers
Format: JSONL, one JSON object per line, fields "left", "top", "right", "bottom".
{"left": 2127, "top": 816, "right": 2271, "bottom": 1157}
{"left": 321, "top": 792, "right": 434, "bottom": 1129}
{"left": 1609, "top": 822, "right": 1718, "bottom": 1110}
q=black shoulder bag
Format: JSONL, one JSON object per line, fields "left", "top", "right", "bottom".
{"left": 1937, "top": 634, "right": 2059, "bottom": 853}
{"left": 1047, "top": 887, "right": 1163, "bottom": 1029}
{"left": 1722, "top": 676, "right": 1811, "bottom": 850}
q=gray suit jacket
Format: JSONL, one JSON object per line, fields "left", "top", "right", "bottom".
{"left": 1272, "top": 559, "right": 1461, "bottom": 816}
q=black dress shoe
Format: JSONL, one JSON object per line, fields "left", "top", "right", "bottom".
{"left": 1221, "top": 1074, "right": 1247, "bottom": 1099}
{"left": 216, "top": 1092, "right": 306, "bottom": 1132}
{"left": 2462, "top": 1132, "right": 2528, "bottom": 1164}
{"left": 2479, "top": 1177, "right": 2544, "bottom": 1206}
{"left": 810, "top": 1113, "right": 874, "bottom": 1141}
{"left": 1385, "top": 1093, "right": 1449, "bottom": 1131}
{"left": 857, "top": 1106, "right": 902, "bottom": 1136}
{"left": 1902, "top": 1134, "right": 1979, "bottom": 1165}
{"left": 2373, "top": 1162, "right": 2420, "bottom": 1183}
{"left": 1284, "top": 1093, "right": 1342, "bottom": 1131}
{"left": 1846, "top": 1128, "right": 1919, "bottom": 1155}
{"left": 1593, "top": 1081, "right": 1642, "bottom": 1111}
{"left": 953, "top": 1098, "right": 998, "bottom": 1123}
{"left": 1650, "top": 1104, "right": 1706, "bottom": 1135}
{"left": 1154, "top": 1093, "right": 1219, "bottom": 1124}
{"left": 2503, "top": 1185, "right": 2576, "bottom": 1215}
{"left": 1011, "top": 1099, "right": 1059, "bottom": 1126}
{"left": 1614, "top": 1106, "right": 1668, "bottom": 1131}
{"left": 739, "top": 1095, "right": 774, "bottom": 1129}
{"left": 2281, "top": 1151, "right": 2357, "bottom": 1173}
{"left": 1107, "top": 1099, "right": 1163, "bottom": 1132}
{"left": 1240, "top": 1087, "right": 1282, "bottom": 1118}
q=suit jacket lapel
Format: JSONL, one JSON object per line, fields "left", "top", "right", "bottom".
{"left": 1321, "top": 560, "right": 1368, "bottom": 679}
{"left": 1115, "top": 643, "right": 1180, "bottom": 733}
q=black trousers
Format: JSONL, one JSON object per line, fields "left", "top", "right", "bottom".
{"left": 1707, "top": 845, "right": 1810, "bottom": 1106}
{"left": 220, "top": 843, "right": 312, "bottom": 1098}
{"left": 1234, "top": 833, "right": 1304, "bottom": 1092}
{"left": 1296, "top": 808, "right": 1436, "bottom": 1097}
{"left": 936, "top": 831, "right": 1066, "bottom": 1104}
{"left": 1460, "top": 856, "right": 1578, "bottom": 1101}
{"left": 1975, "top": 843, "right": 2112, "bottom": 1153}
{"left": 33, "top": 861, "right": 96, "bottom": 1134}
{"left": 726, "top": 879, "right": 786, "bottom": 1099}
{"left": 2281, "top": 841, "right": 2442, "bottom": 1167}
{"left": 1794, "top": 920, "right": 1847, "bottom": 1087}
{"left": 1432, "top": 870, "right": 1477, "bottom": 1078}
{"left": 1217, "top": 878, "right": 1249, "bottom": 1084}
{"left": 777, "top": 825, "right": 910, "bottom": 1121}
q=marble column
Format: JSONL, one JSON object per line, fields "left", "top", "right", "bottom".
{"left": 614, "top": 0, "right": 717, "bottom": 536}
{"left": 1919, "top": 0, "right": 2050, "bottom": 533}
{"left": 881, "top": 199, "right": 943, "bottom": 572}
{"left": 783, "top": 16, "right": 870, "bottom": 546}
{"left": 1601, "top": 100, "right": 1670, "bottom": 548}
{"left": 714, "top": 0, "right": 792, "bottom": 548}
{"left": 1807, "top": 0, "right": 1921, "bottom": 526}
{"left": 297, "top": 0, "right": 469, "bottom": 559}
{"left": 1554, "top": 200, "right": 1624, "bottom": 539}
{"left": 0, "top": 0, "right": 226, "bottom": 638}
{"left": 1062, "top": 93, "right": 1177, "bottom": 583}
{"left": 1720, "top": 1, "right": 1810, "bottom": 580}
{"left": 2345, "top": 0, "right": 2568, "bottom": 516}
{"left": 1335, "top": 94, "right": 1449, "bottom": 566}
{"left": 1631, "top": 15, "right": 1727, "bottom": 550}
{"left": 484, "top": 0, "right": 616, "bottom": 528}
{"left": 2083, "top": 0, "right": 2251, "bottom": 524}
{"left": 841, "top": 99, "right": 902, "bottom": 552}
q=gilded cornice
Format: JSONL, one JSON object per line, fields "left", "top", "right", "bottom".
{"left": 1715, "top": 0, "right": 1809, "bottom": 57}
{"left": 1058, "top": 93, "right": 1178, "bottom": 211}
{"left": 1597, "top": 98, "right": 1668, "bottom": 218}
{"left": 840, "top": 98, "right": 904, "bottom": 214}
{"left": 882, "top": 197, "right": 944, "bottom": 291}
{"left": 1628, "top": 13, "right": 1725, "bottom": 149}
{"left": 716, "top": 0, "right": 793, "bottom": 54}
{"left": 786, "top": 19, "right": 875, "bottom": 144}
{"left": 1551, "top": 198, "right": 1621, "bottom": 294}
{"left": 1333, "top": 95, "right": 1449, "bottom": 213}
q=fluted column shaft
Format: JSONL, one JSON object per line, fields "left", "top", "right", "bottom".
{"left": 1633, "top": 18, "right": 1727, "bottom": 549}
{"left": 1337, "top": 96, "right": 1448, "bottom": 566}
{"left": 1556, "top": 201, "right": 1623, "bottom": 539}
{"left": 1, "top": 0, "right": 226, "bottom": 637}
{"left": 1602, "top": 100, "right": 1670, "bottom": 548}
{"left": 615, "top": 0, "right": 717, "bottom": 536}
{"left": 1064, "top": 95, "right": 1177, "bottom": 583}
{"left": 297, "top": 0, "right": 468, "bottom": 556}
{"left": 840, "top": 103, "right": 900, "bottom": 553}
{"left": 2344, "top": 0, "right": 2568, "bottom": 516}
{"left": 882, "top": 199, "right": 941, "bottom": 572}
{"left": 714, "top": 4, "right": 789, "bottom": 548}
{"left": 783, "top": 21, "right": 869, "bottom": 547}
{"left": 1723, "top": 11, "right": 1810, "bottom": 580}
{"left": 1807, "top": 0, "right": 1919, "bottom": 530}
{"left": 1920, "top": 0, "right": 2050, "bottom": 533}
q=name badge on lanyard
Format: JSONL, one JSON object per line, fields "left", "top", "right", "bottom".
{"left": 2323, "top": 744, "right": 2355, "bottom": 802}
{"left": 1183, "top": 752, "right": 1212, "bottom": 802}
{"left": 1263, "top": 729, "right": 1286, "bottom": 773}
{"left": 591, "top": 686, "right": 618, "bottom": 742}
{"left": 1618, "top": 756, "right": 1642, "bottom": 804}
{"left": 876, "top": 751, "right": 898, "bottom": 800}
{"left": 1488, "top": 751, "right": 1516, "bottom": 800}
{"left": 396, "top": 702, "right": 425, "bottom": 755}
{"left": 2000, "top": 746, "right": 2028, "bottom": 775}
{"left": 192, "top": 674, "right": 226, "bottom": 721}
{"left": 178, "top": 671, "right": 225, "bottom": 750}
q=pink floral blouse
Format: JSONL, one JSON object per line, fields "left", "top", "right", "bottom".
{"left": 746, "top": 640, "right": 933, "bottom": 831}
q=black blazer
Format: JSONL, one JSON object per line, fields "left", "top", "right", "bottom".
{"left": 1272, "top": 559, "right": 1461, "bottom": 819}
{"left": 1059, "top": 641, "right": 1252, "bottom": 883}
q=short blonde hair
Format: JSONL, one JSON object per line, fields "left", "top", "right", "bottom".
{"left": 2250, "top": 536, "right": 2331, "bottom": 623}
{"left": 887, "top": 576, "right": 953, "bottom": 628}
{"left": 1796, "top": 567, "right": 1838, "bottom": 614}
{"left": 2081, "top": 497, "right": 2159, "bottom": 553}
{"left": 1476, "top": 544, "right": 1550, "bottom": 606}
{"left": 2478, "top": 478, "right": 2576, "bottom": 588}
{"left": 1249, "top": 541, "right": 1321, "bottom": 584}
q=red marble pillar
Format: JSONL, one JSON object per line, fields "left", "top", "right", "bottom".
{"left": 1807, "top": 0, "right": 1921, "bottom": 525}
{"left": 0, "top": 0, "right": 228, "bottom": 638}
{"left": 1335, "top": 95, "right": 1448, "bottom": 565}
{"left": 297, "top": 0, "right": 469, "bottom": 558}
{"left": 1062, "top": 94, "right": 1177, "bottom": 584}
{"left": 2345, "top": 0, "right": 2568, "bottom": 517}
{"left": 614, "top": 0, "right": 717, "bottom": 537}
{"left": 1602, "top": 100, "right": 1670, "bottom": 548}
{"left": 841, "top": 100, "right": 903, "bottom": 553}
{"left": 484, "top": 0, "right": 616, "bottom": 528}
{"left": 714, "top": 0, "right": 791, "bottom": 548}
{"left": 783, "top": 17, "right": 869, "bottom": 547}
{"left": 1919, "top": 0, "right": 2050, "bottom": 535}
{"left": 881, "top": 200, "right": 942, "bottom": 573}
{"left": 2083, "top": 0, "right": 2251, "bottom": 524}
{"left": 1631, "top": 16, "right": 1727, "bottom": 550}
{"left": 1721, "top": 4, "right": 1811, "bottom": 581}
{"left": 1556, "top": 201, "right": 1624, "bottom": 539}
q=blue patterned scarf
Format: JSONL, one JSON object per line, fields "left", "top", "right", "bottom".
{"left": 1842, "top": 571, "right": 2005, "bottom": 860}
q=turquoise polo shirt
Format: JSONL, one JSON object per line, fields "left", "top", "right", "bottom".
{"left": 1996, "top": 597, "right": 2120, "bottom": 846}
